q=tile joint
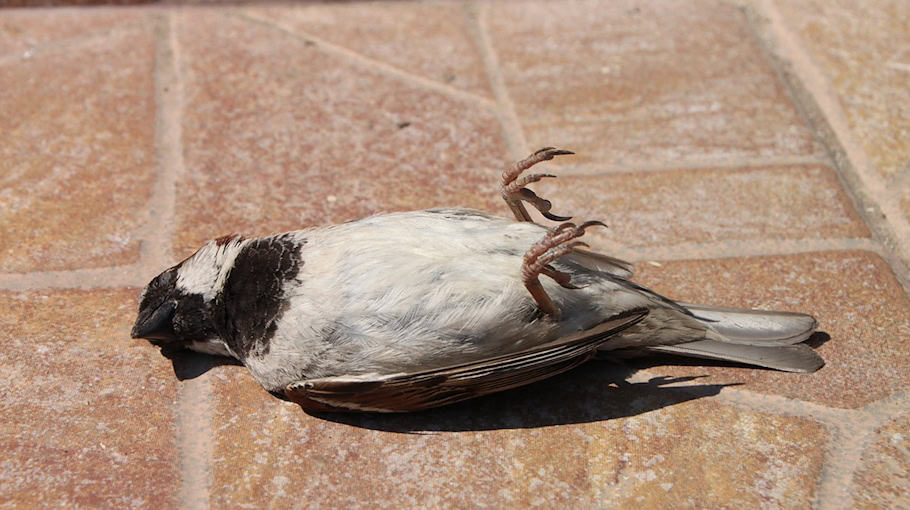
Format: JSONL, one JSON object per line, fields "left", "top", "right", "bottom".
{"left": 231, "top": 9, "right": 497, "bottom": 112}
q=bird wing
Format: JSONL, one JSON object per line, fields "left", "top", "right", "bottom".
{"left": 283, "top": 309, "right": 647, "bottom": 412}
{"left": 565, "top": 247, "right": 635, "bottom": 278}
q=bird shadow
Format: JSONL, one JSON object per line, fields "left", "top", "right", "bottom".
{"left": 154, "top": 334, "right": 836, "bottom": 433}
{"left": 300, "top": 362, "right": 739, "bottom": 433}
{"left": 158, "top": 347, "right": 736, "bottom": 432}
{"left": 804, "top": 331, "right": 831, "bottom": 349}
{"left": 160, "top": 347, "right": 243, "bottom": 381}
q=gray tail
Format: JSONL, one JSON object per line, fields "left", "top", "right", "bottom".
{"left": 637, "top": 303, "right": 824, "bottom": 373}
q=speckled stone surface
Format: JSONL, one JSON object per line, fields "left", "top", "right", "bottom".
{"left": 174, "top": 10, "right": 507, "bottom": 257}
{"left": 771, "top": 0, "right": 910, "bottom": 182}
{"left": 534, "top": 164, "right": 868, "bottom": 247}
{"left": 487, "top": 0, "right": 823, "bottom": 169}
{"left": 0, "top": 1, "right": 907, "bottom": 508}
{"left": 632, "top": 251, "right": 910, "bottom": 408}
{"left": 0, "top": 19, "right": 155, "bottom": 273}
{"left": 0, "top": 290, "right": 178, "bottom": 508}
{"left": 853, "top": 413, "right": 910, "bottom": 508}
{"left": 0, "top": 9, "right": 146, "bottom": 55}
{"left": 245, "top": 2, "right": 493, "bottom": 98}
{"left": 209, "top": 363, "right": 825, "bottom": 508}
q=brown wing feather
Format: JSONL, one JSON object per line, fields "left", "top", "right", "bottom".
{"left": 284, "top": 309, "right": 647, "bottom": 412}
{"left": 566, "top": 247, "right": 635, "bottom": 278}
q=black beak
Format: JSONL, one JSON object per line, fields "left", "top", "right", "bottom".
{"left": 131, "top": 300, "right": 178, "bottom": 342}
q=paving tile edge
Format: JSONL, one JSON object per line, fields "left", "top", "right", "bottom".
{"left": 737, "top": 0, "right": 910, "bottom": 285}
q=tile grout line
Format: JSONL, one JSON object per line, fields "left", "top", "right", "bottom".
{"left": 553, "top": 154, "right": 829, "bottom": 175}
{"left": 146, "top": 12, "right": 181, "bottom": 274}
{"left": 231, "top": 10, "right": 498, "bottom": 113}
{"left": 0, "top": 265, "right": 147, "bottom": 291}
{"left": 155, "top": 13, "right": 213, "bottom": 510}
{"left": 608, "top": 238, "right": 883, "bottom": 263}
{"left": 464, "top": 1, "right": 528, "bottom": 159}
{"left": 861, "top": 389, "right": 910, "bottom": 426}
{"left": 742, "top": 0, "right": 910, "bottom": 294}
{"left": 643, "top": 370, "right": 881, "bottom": 510}
{"left": 813, "top": 417, "right": 878, "bottom": 510}
{"left": 809, "top": 387, "right": 910, "bottom": 510}
{"left": 0, "top": 238, "right": 886, "bottom": 291}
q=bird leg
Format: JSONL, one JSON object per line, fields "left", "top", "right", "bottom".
{"left": 500, "top": 147, "right": 574, "bottom": 223}
{"left": 522, "top": 220, "right": 607, "bottom": 320}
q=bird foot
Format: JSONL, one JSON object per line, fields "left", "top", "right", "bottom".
{"left": 500, "top": 147, "right": 574, "bottom": 223}
{"left": 522, "top": 220, "right": 607, "bottom": 320}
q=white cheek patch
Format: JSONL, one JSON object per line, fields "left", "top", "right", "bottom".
{"left": 175, "top": 240, "right": 246, "bottom": 300}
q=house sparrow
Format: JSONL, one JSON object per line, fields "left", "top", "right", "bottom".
{"left": 132, "top": 148, "right": 824, "bottom": 412}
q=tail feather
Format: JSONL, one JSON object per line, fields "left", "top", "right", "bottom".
{"left": 682, "top": 303, "right": 817, "bottom": 346}
{"left": 642, "top": 340, "right": 824, "bottom": 373}
{"left": 606, "top": 303, "right": 824, "bottom": 373}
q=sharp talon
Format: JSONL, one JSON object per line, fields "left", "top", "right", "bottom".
{"left": 552, "top": 222, "right": 577, "bottom": 234}
{"left": 578, "top": 220, "right": 608, "bottom": 231}
{"left": 541, "top": 211, "right": 573, "bottom": 222}
{"left": 522, "top": 218, "right": 602, "bottom": 318}
{"left": 500, "top": 148, "right": 575, "bottom": 223}
{"left": 540, "top": 265, "right": 578, "bottom": 289}
{"left": 507, "top": 173, "right": 558, "bottom": 191}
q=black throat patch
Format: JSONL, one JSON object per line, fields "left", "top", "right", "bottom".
{"left": 212, "top": 234, "right": 305, "bottom": 359}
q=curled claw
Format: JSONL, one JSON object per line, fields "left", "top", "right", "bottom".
{"left": 500, "top": 148, "right": 575, "bottom": 222}
{"left": 578, "top": 220, "right": 608, "bottom": 231}
{"left": 510, "top": 173, "right": 558, "bottom": 189}
{"left": 541, "top": 265, "right": 578, "bottom": 289}
{"left": 541, "top": 210, "right": 574, "bottom": 222}
{"left": 521, "top": 220, "right": 605, "bottom": 320}
{"left": 514, "top": 189, "right": 573, "bottom": 222}
{"left": 531, "top": 147, "right": 575, "bottom": 159}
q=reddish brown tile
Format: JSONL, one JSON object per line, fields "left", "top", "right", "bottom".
{"left": 210, "top": 363, "right": 824, "bottom": 508}
{"left": 772, "top": 0, "right": 910, "bottom": 181}
{"left": 174, "top": 11, "right": 507, "bottom": 257}
{"left": 245, "top": 2, "right": 493, "bottom": 98}
{"left": 0, "top": 26, "right": 156, "bottom": 272}
{"left": 854, "top": 413, "right": 910, "bottom": 508}
{"left": 487, "top": 0, "right": 821, "bottom": 168}
{"left": 0, "top": 289, "right": 178, "bottom": 508}
{"left": 0, "top": 9, "right": 145, "bottom": 56}
{"left": 631, "top": 251, "right": 910, "bottom": 408}
{"left": 532, "top": 164, "right": 868, "bottom": 247}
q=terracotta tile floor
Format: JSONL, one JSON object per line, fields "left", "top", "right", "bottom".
{"left": 1, "top": 1, "right": 908, "bottom": 508}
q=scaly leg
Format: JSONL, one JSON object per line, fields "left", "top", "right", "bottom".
{"left": 500, "top": 147, "right": 574, "bottom": 223}
{"left": 522, "top": 220, "right": 606, "bottom": 320}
